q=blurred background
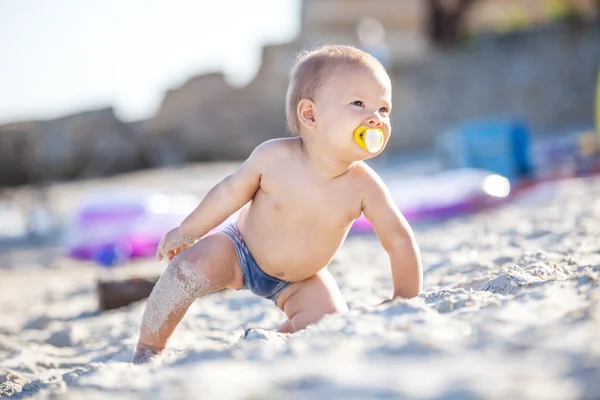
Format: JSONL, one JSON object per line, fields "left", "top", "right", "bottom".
{"left": 0, "top": 0, "right": 599, "bottom": 269}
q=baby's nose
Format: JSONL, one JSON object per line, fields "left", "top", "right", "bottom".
{"left": 367, "top": 114, "right": 383, "bottom": 127}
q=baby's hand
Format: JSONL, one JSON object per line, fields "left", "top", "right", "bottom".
{"left": 156, "top": 228, "right": 196, "bottom": 262}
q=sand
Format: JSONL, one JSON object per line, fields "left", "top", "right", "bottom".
{"left": 0, "top": 164, "right": 599, "bottom": 399}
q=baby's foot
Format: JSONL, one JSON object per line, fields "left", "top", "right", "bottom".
{"left": 131, "top": 343, "right": 164, "bottom": 365}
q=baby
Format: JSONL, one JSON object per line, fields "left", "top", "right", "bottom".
{"left": 132, "top": 45, "right": 423, "bottom": 364}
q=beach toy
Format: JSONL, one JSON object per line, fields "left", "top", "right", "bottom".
{"left": 436, "top": 118, "right": 532, "bottom": 180}
{"left": 355, "top": 126, "right": 384, "bottom": 153}
{"left": 65, "top": 190, "right": 200, "bottom": 264}
{"left": 351, "top": 168, "right": 511, "bottom": 233}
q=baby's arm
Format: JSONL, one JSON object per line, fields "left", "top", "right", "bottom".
{"left": 178, "top": 141, "right": 272, "bottom": 239}
{"left": 361, "top": 169, "right": 423, "bottom": 300}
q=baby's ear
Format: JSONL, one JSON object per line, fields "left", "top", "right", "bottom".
{"left": 297, "top": 99, "right": 316, "bottom": 130}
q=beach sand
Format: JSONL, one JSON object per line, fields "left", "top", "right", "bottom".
{"left": 0, "top": 164, "right": 599, "bottom": 399}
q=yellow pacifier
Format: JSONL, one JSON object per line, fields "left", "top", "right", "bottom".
{"left": 354, "top": 126, "right": 384, "bottom": 153}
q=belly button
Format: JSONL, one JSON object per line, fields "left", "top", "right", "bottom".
{"left": 275, "top": 272, "right": 285, "bottom": 278}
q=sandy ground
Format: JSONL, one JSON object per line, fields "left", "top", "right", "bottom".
{"left": 0, "top": 164, "right": 599, "bottom": 400}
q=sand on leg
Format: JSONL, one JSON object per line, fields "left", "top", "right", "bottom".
{"left": 276, "top": 268, "right": 348, "bottom": 333}
{"left": 133, "top": 233, "right": 243, "bottom": 363}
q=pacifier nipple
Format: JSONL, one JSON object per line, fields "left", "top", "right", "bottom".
{"left": 354, "top": 126, "right": 384, "bottom": 153}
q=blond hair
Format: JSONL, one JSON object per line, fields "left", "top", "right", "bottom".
{"left": 285, "top": 45, "right": 386, "bottom": 135}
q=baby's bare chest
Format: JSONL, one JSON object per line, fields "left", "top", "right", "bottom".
{"left": 260, "top": 168, "right": 364, "bottom": 222}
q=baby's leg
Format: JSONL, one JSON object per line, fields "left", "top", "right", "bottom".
{"left": 133, "top": 233, "right": 242, "bottom": 364}
{"left": 276, "top": 268, "right": 348, "bottom": 333}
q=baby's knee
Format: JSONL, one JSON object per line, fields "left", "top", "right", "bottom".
{"left": 313, "top": 273, "right": 348, "bottom": 313}
{"left": 139, "top": 256, "right": 213, "bottom": 339}
{"left": 164, "top": 256, "right": 213, "bottom": 297}
{"left": 290, "top": 310, "right": 331, "bottom": 332}
{"left": 322, "top": 298, "right": 348, "bottom": 316}
{"left": 290, "top": 301, "right": 347, "bottom": 332}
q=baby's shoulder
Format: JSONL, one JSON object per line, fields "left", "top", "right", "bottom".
{"left": 351, "top": 161, "right": 384, "bottom": 185}
{"left": 251, "top": 137, "right": 298, "bottom": 161}
{"left": 350, "top": 162, "right": 389, "bottom": 199}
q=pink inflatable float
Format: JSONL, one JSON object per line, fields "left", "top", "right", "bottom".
{"left": 65, "top": 191, "right": 202, "bottom": 265}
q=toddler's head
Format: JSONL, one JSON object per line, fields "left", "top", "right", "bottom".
{"left": 285, "top": 45, "right": 392, "bottom": 158}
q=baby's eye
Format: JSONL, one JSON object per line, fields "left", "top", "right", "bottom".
{"left": 352, "top": 100, "right": 364, "bottom": 107}
{"left": 379, "top": 107, "right": 390, "bottom": 113}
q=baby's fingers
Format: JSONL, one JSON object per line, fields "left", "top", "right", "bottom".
{"left": 167, "top": 246, "right": 187, "bottom": 261}
{"left": 167, "top": 250, "right": 175, "bottom": 260}
{"left": 168, "top": 248, "right": 182, "bottom": 261}
{"left": 169, "top": 249, "right": 181, "bottom": 261}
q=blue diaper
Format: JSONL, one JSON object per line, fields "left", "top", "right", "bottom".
{"left": 218, "top": 222, "right": 292, "bottom": 303}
